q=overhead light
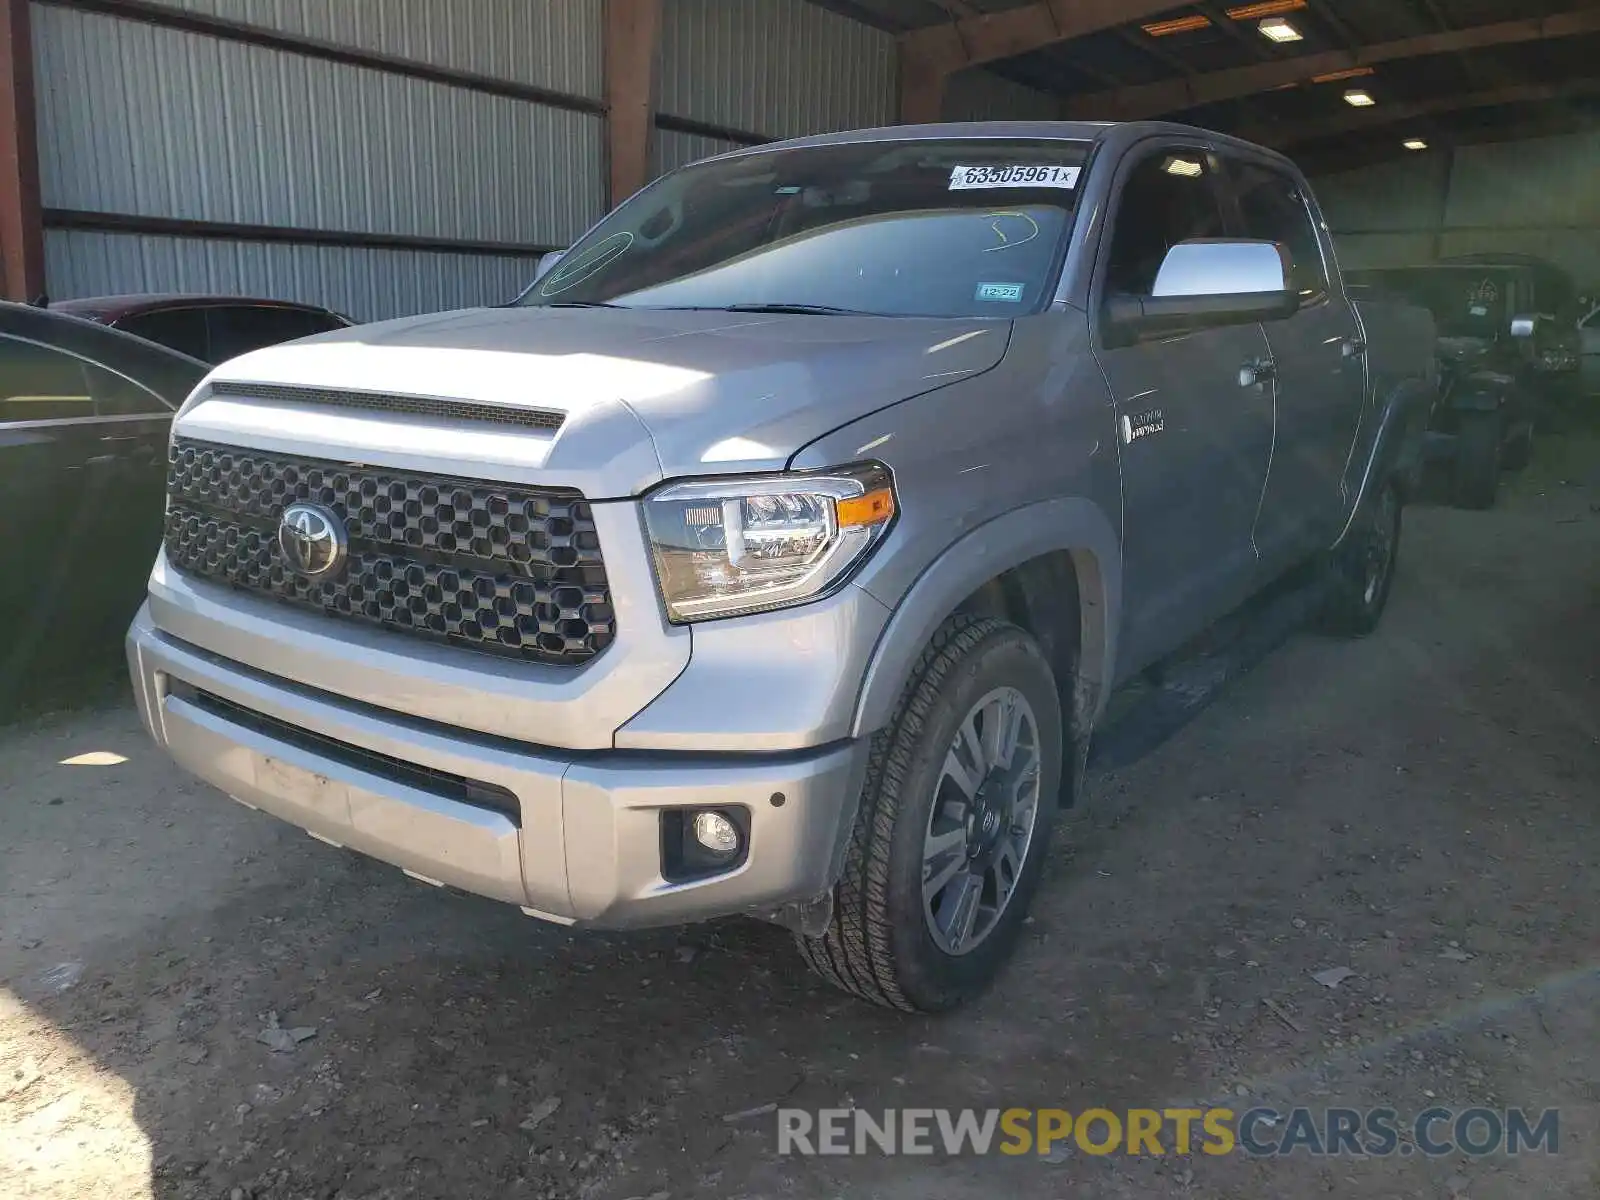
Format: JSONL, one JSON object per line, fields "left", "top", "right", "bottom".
{"left": 1343, "top": 89, "right": 1376, "bottom": 107}
{"left": 1226, "top": 0, "right": 1306, "bottom": 19}
{"left": 1258, "top": 17, "right": 1303, "bottom": 42}
{"left": 1142, "top": 14, "right": 1212, "bottom": 36}
{"left": 1312, "top": 66, "right": 1376, "bottom": 83}
{"left": 1163, "top": 156, "right": 1205, "bottom": 177}
{"left": 1403, "top": 138, "right": 1429, "bottom": 151}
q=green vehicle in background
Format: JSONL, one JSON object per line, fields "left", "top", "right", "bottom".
{"left": 1349, "top": 254, "right": 1580, "bottom": 509}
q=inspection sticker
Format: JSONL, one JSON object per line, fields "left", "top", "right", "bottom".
{"left": 950, "top": 164, "right": 1080, "bottom": 191}
{"left": 976, "top": 282, "right": 1025, "bottom": 303}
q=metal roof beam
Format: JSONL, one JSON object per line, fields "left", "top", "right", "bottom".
{"left": 1253, "top": 78, "right": 1600, "bottom": 148}
{"left": 1065, "top": 9, "right": 1600, "bottom": 120}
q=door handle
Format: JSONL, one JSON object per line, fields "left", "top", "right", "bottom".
{"left": 1239, "top": 358, "right": 1276, "bottom": 388}
{"left": 1343, "top": 338, "right": 1368, "bottom": 359}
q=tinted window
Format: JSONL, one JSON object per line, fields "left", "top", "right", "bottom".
{"left": 0, "top": 336, "right": 95, "bottom": 423}
{"left": 1103, "top": 150, "right": 1228, "bottom": 298}
{"left": 89, "top": 362, "right": 171, "bottom": 416}
{"left": 206, "top": 305, "right": 320, "bottom": 363}
{"left": 300, "top": 309, "right": 347, "bottom": 336}
{"left": 117, "top": 308, "right": 209, "bottom": 361}
{"left": 518, "top": 139, "right": 1090, "bottom": 318}
{"left": 1228, "top": 160, "right": 1328, "bottom": 299}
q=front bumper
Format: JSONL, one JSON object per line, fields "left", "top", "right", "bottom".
{"left": 127, "top": 606, "right": 868, "bottom": 927}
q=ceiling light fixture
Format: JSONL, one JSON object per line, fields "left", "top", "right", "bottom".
{"left": 1312, "top": 66, "right": 1377, "bottom": 83}
{"left": 1163, "top": 156, "right": 1205, "bottom": 177}
{"left": 1226, "top": 0, "right": 1306, "bottom": 19}
{"left": 1142, "top": 14, "right": 1212, "bottom": 36}
{"left": 1403, "top": 138, "right": 1429, "bottom": 151}
{"left": 1258, "top": 17, "right": 1303, "bottom": 42}
{"left": 1343, "top": 89, "right": 1376, "bottom": 107}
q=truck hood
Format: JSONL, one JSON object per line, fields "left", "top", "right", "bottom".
{"left": 195, "top": 305, "right": 1010, "bottom": 497}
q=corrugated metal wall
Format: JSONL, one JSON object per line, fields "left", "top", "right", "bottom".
{"left": 32, "top": 0, "right": 603, "bottom": 321}
{"left": 120, "top": 0, "right": 603, "bottom": 97}
{"left": 1314, "top": 132, "right": 1600, "bottom": 287}
{"left": 942, "top": 69, "right": 1062, "bottom": 123}
{"left": 44, "top": 229, "right": 539, "bottom": 320}
{"left": 652, "top": 0, "right": 897, "bottom": 177}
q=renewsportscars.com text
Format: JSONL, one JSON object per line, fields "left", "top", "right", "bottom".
{"left": 777, "top": 1107, "right": 1560, "bottom": 1158}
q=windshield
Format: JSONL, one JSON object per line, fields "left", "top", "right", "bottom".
{"left": 520, "top": 139, "right": 1091, "bottom": 318}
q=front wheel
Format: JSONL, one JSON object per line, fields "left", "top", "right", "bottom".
{"left": 795, "top": 616, "right": 1063, "bottom": 1012}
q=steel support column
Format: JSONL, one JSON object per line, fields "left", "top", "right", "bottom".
{"left": 0, "top": 0, "right": 43, "bottom": 301}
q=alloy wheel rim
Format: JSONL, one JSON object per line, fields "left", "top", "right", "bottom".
{"left": 921, "top": 686, "right": 1042, "bottom": 957}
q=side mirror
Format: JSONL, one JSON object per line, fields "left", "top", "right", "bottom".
{"left": 1107, "top": 239, "right": 1299, "bottom": 342}
{"left": 533, "top": 249, "right": 566, "bottom": 283}
{"left": 1509, "top": 314, "right": 1537, "bottom": 339}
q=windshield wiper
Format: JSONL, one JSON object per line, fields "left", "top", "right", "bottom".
{"left": 720, "top": 302, "right": 873, "bottom": 316}
{"left": 544, "top": 300, "right": 628, "bottom": 309}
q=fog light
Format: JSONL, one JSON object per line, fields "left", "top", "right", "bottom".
{"left": 692, "top": 810, "right": 741, "bottom": 856}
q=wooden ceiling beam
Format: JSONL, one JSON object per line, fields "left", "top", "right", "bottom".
{"left": 1064, "top": 8, "right": 1600, "bottom": 121}
{"left": 900, "top": 0, "right": 1182, "bottom": 75}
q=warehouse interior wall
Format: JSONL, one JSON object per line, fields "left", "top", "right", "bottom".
{"left": 32, "top": 0, "right": 605, "bottom": 320}
{"left": 1314, "top": 130, "right": 1600, "bottom": 291}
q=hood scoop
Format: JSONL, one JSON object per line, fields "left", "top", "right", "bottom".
{"left": 207, "top": 380, "right": 567, "bottom": 433}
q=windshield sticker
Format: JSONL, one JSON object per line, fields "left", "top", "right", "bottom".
{"left": 976, "top": 282, "right": 1025, "bottom": 303}
{"left": 950, "top": 164, "right": 1080, "bottom": 191}
{"left": 538, "top": 231, "right": 635, "bottom": 297}
{"left": 983, "top": 210, "right": 1041, "bottom": 252}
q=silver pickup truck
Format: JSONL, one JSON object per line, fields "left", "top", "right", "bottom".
{"left": 127, "top": 121, "right": 1434, "bottom": 1012}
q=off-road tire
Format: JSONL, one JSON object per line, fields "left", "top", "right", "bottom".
{"left": 1320, "top": 479, "right": 1402, "bottom": 637}
{"left": 795, "top": 616, "right": 1063, "bottom": 1012}
{"left": 1501, "top": 422, "right": 1534, "bottom": 472}
{"left": 1452, "top": 412, "right": 1502, "bottom": 509}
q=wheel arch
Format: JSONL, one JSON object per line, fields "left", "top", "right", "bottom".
{"left": 1334, "top": 375, "right": 1433, "bottom": 550}
{"left": 852, "top": 497, "right": 1122, "bottom": 747}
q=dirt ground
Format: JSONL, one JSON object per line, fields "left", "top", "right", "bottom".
{"left": 3, "top": 437, "right": 1599, "bottom": 1200}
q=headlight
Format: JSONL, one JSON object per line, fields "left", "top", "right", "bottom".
{"left": 643, "top": 465, "right": 896, "bottom": 623}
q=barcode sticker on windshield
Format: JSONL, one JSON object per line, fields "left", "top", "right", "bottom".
{"left": 949, "top": 165, "right": 1080, "bottom": 191}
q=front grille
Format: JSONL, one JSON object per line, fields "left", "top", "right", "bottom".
{"left": 163, "top": 438, "right": 614, "bottom": 665}
{"left": 207, "top": 381, "right": 566, "bottom": 431}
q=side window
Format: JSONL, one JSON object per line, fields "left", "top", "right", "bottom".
{"left": 117, "top": 308, "right": 210, "bottom": 362}
{"left": 0, "top": 336, "right": 94, "bottom": 423}
{"left": 206, "top": 306, "right": 317, "bottom": 363}
{"left": 1228, "top": 160, "right": 1329, "bottom": 299}
{"left": 1103, "top": 149, "right": 1228, "bottom": 298}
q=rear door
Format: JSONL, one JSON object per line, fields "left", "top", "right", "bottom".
{"left": 83, "top": 361, "right": 177, "bottom": 642}
{"left": 1091, "top": 142, "right": 1275, "bottom": 675}
{"left": 0, "top": 334, "right": 109, "bottom": 691}
{"left": 1220, "top": 155, "right": 1366, "bottom": 569}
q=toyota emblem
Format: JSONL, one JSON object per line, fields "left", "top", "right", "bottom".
{"left": 278, "top": 502, "right": 347, "bottom": 578}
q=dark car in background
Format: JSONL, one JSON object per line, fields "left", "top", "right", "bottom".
{"left": 1348, "top": 262, "right": 1551, "bottom": 508}
{"left": 1, "top": 302, "right": 206, "bottom": 709}
{"left": 52, "top": 294, "right": 352, "bottom": 366}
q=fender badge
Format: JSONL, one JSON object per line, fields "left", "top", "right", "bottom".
{"left": 1121, "top": 408, "right": 1165, "bottom": 444}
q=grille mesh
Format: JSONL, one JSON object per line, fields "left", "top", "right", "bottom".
{"left": 207, "top": 381, "right": 565, "bottom": 431}
{"left": 163, "top": 438, "right": 613, "bottom": 664}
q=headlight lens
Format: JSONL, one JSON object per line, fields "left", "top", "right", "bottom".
{"left": 644, "top": 465, "right": 896, "bottom": 623}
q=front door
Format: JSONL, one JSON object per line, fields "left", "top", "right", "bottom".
{"left": 1222, "top": 155, "right": 1366, "bottom": 569}
{"left": 1091, "top": 144, "right": 1275, "bottom": 677}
